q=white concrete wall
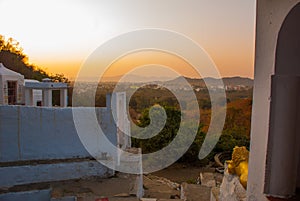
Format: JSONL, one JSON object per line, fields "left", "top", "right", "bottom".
{"left": 0, "top": 92, "right": 131, "bottom": 188}
{"left": 0, "top": 106, "right": 117, "bottom": 162}
{"left": 247, "top": 1, "right": 300, "bottom": 200}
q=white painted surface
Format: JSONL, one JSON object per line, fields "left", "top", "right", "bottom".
{"left": 25, "top": 79, "right": 42, "bottom": 106}
{"left": 247, "top": 1, "right": 300, "bottom": 200}
{"left": 0, "top": 92, "right": 130, "bottom": 190}
{"left": 24, "top": 80, "right": 68, "bottom": 107}
{"left": 0, "top": 106, "right": 118, "bottom": 162}
{"left": 60, "top": 89, "right": 68, "bottom": 107}
{"left": 43, "top": 89, "right": 52, "bottom": 107}
{"left": 25, "top": 88, "right": 34, "bottom": 106}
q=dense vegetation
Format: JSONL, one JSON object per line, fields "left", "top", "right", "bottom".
{"left": 131, "top": 97, "right": 252, "bottom": 165}
{"left": 92, "top": 83, "right": 252, "bottom": 165}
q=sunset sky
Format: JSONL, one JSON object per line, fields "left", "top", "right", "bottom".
{"left": 0, "top": 0, "right": 256, "bottom": 80}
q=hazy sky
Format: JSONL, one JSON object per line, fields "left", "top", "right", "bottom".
{"left": 0, "top": 0, "right": 256, "bottom": 79}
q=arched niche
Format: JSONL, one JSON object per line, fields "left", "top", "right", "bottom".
{"left": 275, "top": 3, "right": 300, "bottom": 75}
{"left": 264, "top": 2, "right": 300, "bottom": 198}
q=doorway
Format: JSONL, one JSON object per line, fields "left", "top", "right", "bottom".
{"left": 264, "top": 2, "right": 300, "bottom": 199}
{"left": 7, "top": 81, "right": 17, "bottom": 105}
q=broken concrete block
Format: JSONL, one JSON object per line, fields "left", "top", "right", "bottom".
{"left": 113, "top": 193, "right": 131, "bottom": 197}
{"left": 181, "top": 182, "right": 211, "bottom": 201}
{"left": 210, "top": 186, "right": 220, "bottom": 201}
{"left": 51, "top": 196, "right": 77, "bottom": 201}
{"left": 140, "top": 198, "right": 157, "bottom": 201}
{"left": 219, "top": 169, "right": 246, "bottom": 201}
{"left": 200, "top": 172, "right": 216, "bottom": 188}
{"left": 158, "top": 199, "right": 184, "bottom": 201}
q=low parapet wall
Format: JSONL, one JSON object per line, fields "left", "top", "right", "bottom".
{"left": 0, "top": 106, "right": 117, "bottom": 162}
{"left": 0, "top": 92, "right": 131, "bottom": 188}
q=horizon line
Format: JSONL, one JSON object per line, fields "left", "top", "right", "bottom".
{"left": 69, "top": 75, "right": 254, "bottom": 82}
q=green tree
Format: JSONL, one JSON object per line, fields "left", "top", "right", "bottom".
{"left": 132, "top": 105, "right": 209, "bottom": 164}
{"left": 132, "top": 105, "right": 181, "bottom": 153}
{"left": 132, "top": 104, "right": 250, "bottom": 165}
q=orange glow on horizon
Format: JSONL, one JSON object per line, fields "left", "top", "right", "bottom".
{"left": 32, "top": 34, "right": 255, "bottom": 80}
{"left": 101, "top": 50, "right": 201, "bottom": 80}
{"left": 34, "top": 48, "right": 254, "bottom": 80}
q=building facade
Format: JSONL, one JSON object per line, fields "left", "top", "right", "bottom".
{"left": 0, "top": 63, "right": 68, "bottom": 107}
{"left": 0, "top": 63, "right": 24, "bottom": 105}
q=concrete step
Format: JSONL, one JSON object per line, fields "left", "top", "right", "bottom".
{"left": 0, "top": 160, "right": 113, "bottom": 188}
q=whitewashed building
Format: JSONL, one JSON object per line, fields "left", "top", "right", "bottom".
{"left": 24, "top": 79, "right": 68, "bottom": 107}
{"left": 24, "top": 79, "right": 42, "bottom": 106}
{"left": 0, "top": 63, "right": 24, "bottom": 105}
{"left": 0, "top": 63, "right": 68, "bottom": 107}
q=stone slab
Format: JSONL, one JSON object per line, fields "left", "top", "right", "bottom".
{"left": 200, "top": 172, "right": 216, "bottom": 187}
{"left": 0, "top": 189, "right": 51, "bottom": 201}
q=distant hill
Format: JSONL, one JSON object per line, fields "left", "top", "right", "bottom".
{"left": 100, "top": 74, "right": 176, "bottom": 83}
{"left": 165, "top": 76, "right": 253, "bottom": 87}
{"left": 99, "top": 74, "right": 253, "bottom": 87}
{"left": 221, "top": 77, "right": 253, "bottom": 87}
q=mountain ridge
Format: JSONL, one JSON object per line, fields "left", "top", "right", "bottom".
{"left": 92, "top": 74, "right": 253, "bottom": 86}
{"left": 164, "top": 76, "right": 253, "bottom": 87}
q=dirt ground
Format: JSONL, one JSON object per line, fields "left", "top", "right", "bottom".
{"left": 152, "top": 163, "right": 216, "bottom": 184}
{"left": 49, "top": 172, "right": 181, "bottom": 200}
{"left": 2, "top": 163, "right": 221, "bottom": 200}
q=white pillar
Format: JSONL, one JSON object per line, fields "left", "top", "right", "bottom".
{"left": 25, "top": 88, "right": 34, "bottom": 106}
{"left": 112, "top": 92, "right": 131, "bottom": 150}
{"left": 60, "top": 89, "right": 68, "bottom": 107}
{"left": 42, "top": 89, "right": 52, "bottom": 107}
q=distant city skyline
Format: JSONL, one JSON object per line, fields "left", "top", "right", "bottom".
{"left": 0, "top": 0, "right": 256, "bottom": 79}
